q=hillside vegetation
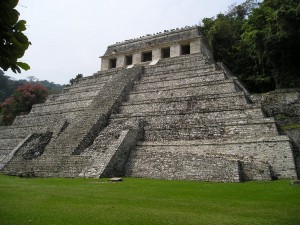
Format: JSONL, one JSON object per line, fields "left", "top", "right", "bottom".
{"left": 200, "top": 0, "right": 300, "bottom": 93}
{"left": 0, "top": 70, "right": 64, "bottom": 125}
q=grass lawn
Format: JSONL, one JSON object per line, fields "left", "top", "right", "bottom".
{"left": 0, "top": 175, "right": 299, "bottom": 225}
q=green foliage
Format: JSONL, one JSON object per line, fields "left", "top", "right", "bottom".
{"left": 275, "top": 113, "right": 289, "bottom": 120}
{"left": 0, "top": 0, "right": 31, "bottom": 73}
{"left": 282, "top": 124, "right": 300, "bottom": 130}
{"left": 242, "top": 0, "right": 300, "bottom": 89}
{"left": 0, "top": 176, "right": 299, "bottom": 225}
{"left": 1, "top": 83, "right": 48, "bottom": 125}
{"left": 69, "top": 73, "right": 83, "bottom": 85}
{"left": 0, "top": 69, "right": 25, "bottom": 102}
{"left": 0, "top": 71, "right": 64, "bottom": 102}
{"left": 200, "top": 0, "right": 300, "bottom": 93}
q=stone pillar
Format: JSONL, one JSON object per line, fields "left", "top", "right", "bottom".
{"left": 190, "top": 39, "right": 201, "bottom": 54}
{"left": 101, "top": 57, "right": 109, "bottom": 71}
{"left": 170, "top": 44, "right": 180, "bottom": 57}
{"left": 117, "top": 55, "right": 125, "bottom": 68}
{"left": 133, "top": 52, "right": 141, "bottom": 64}
{"left": 152, "top": 48, "right": 161, "bottom": 61}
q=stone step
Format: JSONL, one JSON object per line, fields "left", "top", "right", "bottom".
{"left": 0, "top": 125, "right": 48, "bottom": 138}
{"left": 143, "top": 119, "right": 278, "bottom": 141}
{"left": 0, "top": 138, "right": 24, "bottom": 149}
{"left": 75, "top": 68, "right": 124, "bottom": 86}
{"left": 47, "top": 89, "right": 101, "bottom": 103}
{"left": 144, "top": 63, "right": 216, "bottom": 78}
{"left": 144, "top": 60, "right": 212, "bottom": 74}
{"left": 28, "top": 106, "right": 88, "bottom": 117}
{"left": 139, "top": 69, "right": 224, "bottom": 85}
{"left": 39, "top": 95, "right": 96, "bottom": 107}
{"left": 60, "top": 82, "right": 106, "bottom": 94}
{"left": 143, "top": 54, "right": 209, "bottom": 70}
{"left": 26, "top": 155, "right": 92, "bottom": 177}
{"left": 126, "top": 147, "right": 241, "bottom": 181}
{"left": 143, "top": 66, "right": 218, "bottom": 82}
{"left": 136, "top": 136, "right": 290, "bottom": 156}
{"left": 14, "top": 109, "right": 82, "bottom": 123}
{"left": 63, "top": 74, "right": 114, "bottom": 91}
{"left": 143, "top": 116, "right": 275, "bottom": 130}
{"left": 30, "top": 99, "right": 93, "bottom": 114}
{"left": 135, "top": 73, "right": 225, "bottom": 92}
{"left": 13, "top": 113, "right": 63, "bottom": 126}
{"left": 29, "top": 109, "right": 85, "bottom": 118}
{"left": 120, "top": 92, "right": 248, "bottom": 114}
{"left": 148, "top": 53, "right": 206, "bottom": 66}
{"left": 128, "top": 80, "right": 237, "bottom": 103}
{"left": 0, "top": 149, "right": 12, "bottom": 155}
{"left": 111, "top": 104, "right": 265, "bottom": 121}
{"left": 127, "top": 135, "right": 296, "bottom": 180}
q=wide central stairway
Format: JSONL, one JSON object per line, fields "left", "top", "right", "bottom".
{"left": 1, "top": 52, "right": 297, "bottom": 182}
{"left": 107, "top": 53, "right": 296, "bottom": 182}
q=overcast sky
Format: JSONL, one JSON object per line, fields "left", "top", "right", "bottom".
{"left": 6, "top": 0, "right": 245, "bottom": 85}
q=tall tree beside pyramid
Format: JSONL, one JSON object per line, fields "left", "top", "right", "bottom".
{"left": 0, "top": 0, "right": 31, "bottom": 73}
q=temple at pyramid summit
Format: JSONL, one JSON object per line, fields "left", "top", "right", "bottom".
{"left": 0, "top": 26, "right": 298, "bottom": 181}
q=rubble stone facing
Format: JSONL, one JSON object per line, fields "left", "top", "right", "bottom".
{"left": 252, "top": 89, "right": 300, "bottom": 178}
{"left": 0, "top": 27, "right": 298, "bottom": 181}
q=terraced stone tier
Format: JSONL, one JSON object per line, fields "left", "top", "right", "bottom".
{"left": 143, "top": 118, "right": 279, "bottom": 141}
{"left": 126, "top": 136, "right": 297, "bottom": 181}
{"left": 127, "top": 152, "right": 241, "bottom": 182}
{"left": 140, "top": 68, "right": 224, "bottom": 83}
{"left": 144, "top": 64, "right": 216, "bottom": 79}
{"left": 76, "top": 68, "right": 124, "bottom": 86}
{"left": 49, "top": 155, "right": 92, "bottom": 178}
{"left": 128, "top": 80, "right": 237, "bottom": 103}
{"left": 143, "top": 54, "right": 212, "bottom": 73}
{"left": 120, "top": 93, "right": 248, "bottom": 114}
{"left": 31, "top": 99, "right": 93, "bottom": 113}
{"left": 47, "top": 89, "right": 101, "bottom": 102}
{"left": 0, "top": 138, "right": 26, "bottom": 149}
{"left": 0, "top": 125, "right": 48, "bottom": 138}
{"left": 1, "top": 66, "right": 143, "bottom": 177}
{"left": 45, "top": 70, "right": 121, "bottom": 103}
{"left": 21, "top": 108, "right": 85, "bottom": 119}
{"left": 13, "top": 116, "right": 58, "bottom": 127}
{"left": 134, "top": 73, "right": 225, "bottom": 92}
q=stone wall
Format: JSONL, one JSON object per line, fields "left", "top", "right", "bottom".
{"left": 101, "top": 27, "right": 203, "bottom": 70}
{"left": 252, "top": 88, "right": 300, "bottom": 178}
{"left": 125, "top": 148, "right": 241, "bottom": 182}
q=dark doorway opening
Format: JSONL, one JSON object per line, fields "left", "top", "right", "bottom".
{"left": 162, "top": 47, "right": 170, "bottom": 58}
{"left": 181, "top": 44, "right": 190, "bottom": 55}
{"left": 109, "top": 58, "right": 117, "bottom": 68}
{"left": 126, "top": 55, "right": 133, "bottom": 65}
{"left": 142, "top": 51, "right": 152, "bottom": 62}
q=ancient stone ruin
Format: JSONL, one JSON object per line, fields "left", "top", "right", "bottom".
{"left": 0, "top": 26, "right": 298, "bottom": 182}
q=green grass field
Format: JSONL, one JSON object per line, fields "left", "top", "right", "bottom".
{"left": 0, "top": 175, "right": 299, "bottom": 225}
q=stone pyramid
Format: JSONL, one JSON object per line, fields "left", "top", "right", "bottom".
{"left": 0, "top": 27, "right": 297, "bottom": 181}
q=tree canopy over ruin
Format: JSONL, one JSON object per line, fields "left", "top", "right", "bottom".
{"left": 200, "top": 0, "right": 300, "bottom": 93}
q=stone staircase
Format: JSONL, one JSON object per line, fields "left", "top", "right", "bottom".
{"left": 0, "top": 50, "right": 297, "bottom": 181}
{"left": 104, "top": 53, "right": 297, "bottom": 181}
{"left": 1, "top": 66, "right": 143, "bottom": 177}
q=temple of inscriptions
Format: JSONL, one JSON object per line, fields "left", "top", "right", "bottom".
{"left": 0, "top": 26, "right": 298, "bottom": 182}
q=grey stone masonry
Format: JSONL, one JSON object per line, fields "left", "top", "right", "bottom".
{"left": 0, "top": 26, "right": 298, "bottom": 181}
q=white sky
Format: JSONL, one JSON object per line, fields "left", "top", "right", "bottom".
{"left": 6, "top": 0, "right": 245, "bottom": 85}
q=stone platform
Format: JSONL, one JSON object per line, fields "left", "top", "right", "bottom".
{"left": 0, "top": 26, "right": 297, "bottom": 181}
